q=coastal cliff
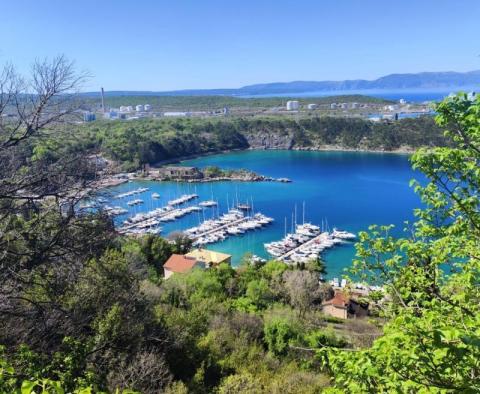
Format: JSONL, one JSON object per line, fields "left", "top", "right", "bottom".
{"left": 243, "top": 131, "right": 295, "bottom": 150}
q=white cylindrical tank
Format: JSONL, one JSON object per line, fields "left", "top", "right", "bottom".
{"left": 307, "top": 103, "right": 318, "bottom": 110}
{"left": 144, "top": 104, "right": 152, "bottom": 112}
{"left": 135, "top": 104, "right": 144, "bottom": 112}
{"left": 286, "top": 100, "right": 299, "bottom": 111}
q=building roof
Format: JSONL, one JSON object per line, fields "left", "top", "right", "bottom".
{"left": 185, "top": 248, "right": 231, "bottom": 265}
{"left": 163, "top": 166, "right": 198, "bottom": 172}
{"left": 163, "top": 254, "right": 199, "bottom": 274}
{"left": 323, "top": 291, "right": 349, "bottom": 309}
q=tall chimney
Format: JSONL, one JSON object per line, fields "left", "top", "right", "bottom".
{"left": 101, "top": 87, "right": 105, "bottom": 113}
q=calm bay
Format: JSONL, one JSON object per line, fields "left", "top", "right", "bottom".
{"left": 104, "top": 150, "right": 422, "bottom": 278}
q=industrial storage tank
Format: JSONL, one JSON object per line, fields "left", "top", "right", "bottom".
{"left": 135, "top": 104, "right": 144, "bottom": 112}
{"left": 307, "top": 103, "right": 318, "bottom": 110}
{"left": 286, "top": 100, "right": 299, "bottom": 111}
{"left": 144, "top": 104, "right": 152, "bottom": 112}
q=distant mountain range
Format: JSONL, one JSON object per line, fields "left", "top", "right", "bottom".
{"left": 85, "top": 70, "right": 480, "bottom": 97}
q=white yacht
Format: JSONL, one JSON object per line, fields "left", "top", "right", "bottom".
{"left": 199, "top": 200, "right": 217, "bottom": 207}
{"left": 332, "top": 228, "right": 356, "bottom": 240}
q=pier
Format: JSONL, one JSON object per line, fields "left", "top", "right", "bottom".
{"left": 277, "top": 232, "right": 335, "bottom": 261}
{"left": 118, "top": 206, "right": 199, "bottom": 234}
{"left": 188, "top": 216, "right": 250, "bottom": 240}
{"left": 265, "top": 221, "right": 355, "bottom": 264}
{"left": 184, "top": 210, "right": 274, "bottom": 246}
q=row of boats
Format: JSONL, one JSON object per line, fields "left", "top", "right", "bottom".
{"left": 126, "top": 193, "right": 198, "bottom": 208}
{"left": 115, "top": 188, "right": 197, "bottom": 208}
{"left": 265, "top": 224, "right": 356, "bottom": 264}
{"left": 127, "top": 198, "right": 144, "bottom": 206}
{"left": 184, "top": 209, "right": 274, "bottom": 246}
{"left": 114, "top": 187, "right": 150, "bottom": 199}
{"left": 118, "top": 204, "right": 205, "bottom": 234}
{"left": 167, "top": 193, "right": 198, "bottom": 206}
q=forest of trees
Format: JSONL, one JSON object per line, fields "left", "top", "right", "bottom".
{"left": 0, "top": 58, "right": 478, "bottom": 393}
{"left": 37, "top": 113, "right": 447, "bottom": 172}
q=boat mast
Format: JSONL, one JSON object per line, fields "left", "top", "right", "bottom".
{"left": 303, "top": 201, "right": 305, "bottom": 225}
{"left": 294, "top": 203, "right": 297, "bottom": 230}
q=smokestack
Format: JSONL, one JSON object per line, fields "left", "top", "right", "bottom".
{"left": 101, "top": 87, "right": 105, "bottom": 113}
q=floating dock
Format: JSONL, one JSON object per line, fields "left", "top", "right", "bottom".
{"left": 265, "top": 223, "right": 355, "bottom": 264}
{"left": 185, "top": 210, "right": 274, "bottom": 246}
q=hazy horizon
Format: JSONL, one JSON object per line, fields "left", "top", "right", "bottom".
{"left": 83, "top": 69, "right": 480, "bottom": 94}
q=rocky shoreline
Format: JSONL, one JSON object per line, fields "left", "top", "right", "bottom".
{"left": 289, "top": 145, "right": 415, "bottom": 154}
{"left": 139, "top": 166, "right": 292, "bottom": 184}
{"left": 167, "top": 175, "right": 292, "bottom": 183}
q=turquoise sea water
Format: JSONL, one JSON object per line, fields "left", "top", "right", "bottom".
{"left": 103, "top": 150, "right": 422, "bottom": 278}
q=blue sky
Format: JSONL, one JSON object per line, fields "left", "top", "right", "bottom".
{"left": 1, "top": 0, "right": 479, "bottom": 91}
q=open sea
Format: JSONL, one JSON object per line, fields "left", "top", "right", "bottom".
{"left": 239, "top": 88, "right": 474, "bottom": 103}
{"left": 101, "top": 150, "right": 423, "bottom": 278}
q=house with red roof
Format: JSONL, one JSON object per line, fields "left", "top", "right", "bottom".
{"left": 163, "top": 254, "right": 205, "bottom": 279}
{"left": 322, "top": 290, "right": 369, "bottom": 319}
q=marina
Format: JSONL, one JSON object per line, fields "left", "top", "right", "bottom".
{"left": 114, "top": 187, "right": 149, "bottom": 199}
{"left": 264, "top": 206, "right": 356, "bottom": 264}
{"left": 92, "top": 150, "right": 418, "bottom": 276}
{"left": 118, "top": 205, "right": 203, "bottom": 235}
{"left": 184, "top": 209, "right": 274, "bottom": 246}
{"left": 273, "top": 226, "right": 355, "bottom": 264}
{"left": 167, "top": 193, "right": 198, "bottom": 206}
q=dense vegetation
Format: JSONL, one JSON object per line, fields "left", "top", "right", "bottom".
{"left": 322, "top": 94, "right": 480, "bottom": 392}
{"left": 47, "top": 115, "right": 445, "bottom": 171}
{"left": 1, "top": 243, "right": 361, "bottom": 393}
{"left": 1, "top": 58, "right": 479, "bottom": 392}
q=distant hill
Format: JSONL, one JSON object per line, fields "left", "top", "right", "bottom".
{"left": 82, "top": 70, "right": 480, "bottom": 97}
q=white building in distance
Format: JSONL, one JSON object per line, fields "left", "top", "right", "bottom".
{"left": 286, "top": 100, "right": 299, "bottom": 111}
{"left": 385, "top": 104, "right": 399, "bottom": 111}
